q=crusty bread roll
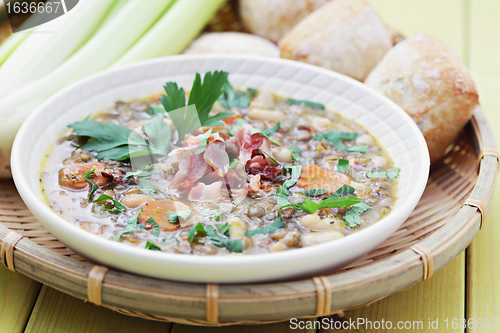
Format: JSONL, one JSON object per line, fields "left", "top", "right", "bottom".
{"left": 365, "top": 34, "right": 479, "bottom": 163}
{"left": 183, "top": 32, "right": 279, "bottom": 58}
{"left": 279, "top": 0, "right": 392, "bottom": 81}
{"left": 239, "top": 0, "right": 329, "bottom": 43}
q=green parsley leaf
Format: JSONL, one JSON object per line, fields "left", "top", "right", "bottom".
{"left": 344, "top": 202, "right": 372, "bottom": 228}
{"left": 247, "top": 88, "right": 257, "bottom": 96}
{"left": 329, "top": 184, "right": 356, "bottom": 198}
{"left": 286, "top": 98, "right": 325, "bottom": 110}
{"left": 283, "top": 165, "right": 302, "bottom": 189}
{"left": 337, "top": 159, "right": 349, "bottom": 173}
{"left": 319, "top": 195, "right": 362, "bottom": 209}
{"left": 168, "top": 210, "right": 192, "bottom": 223}
{"left": 228, "top": 118, "right": 249, "bottom": 136}
{"left": 205, "top": 226, "right": 243, "bottom": 252}
{"left": 245, "top": 219, "right": 286, "bottom": 236}
{"left": 145, "top": 241, "right": 161, "bottom": 251}
{"left": 69, "top": 119, "right": 148, "bottom": 161}
{"left": 195, "top": 127, "right": 213, "bottom": 155}
{"left": 160, "top": 71, "right": 232, "bottom": 144}
{"left": 262, "top": 151, "right": 281, "bottom": 166}
{"left": 215, "top": 215, "right": 221, "bottom": 222}
{"left": 249, "top": 128, "right": 281, "bottom": 146}
{"left": 200, "top": 209, "right": 219, "bottom": 216}
{"left": 298, "top": 198, "right": 319, "bottom": 213}
{"left": 147, "top": 217, "right": 161, "bottom": 236}
{"left": 216, "top": 223, "right": 231, "bottom": 236}
{"left": 94, "top": 194, "right": 126, "bottom": 213}
{"left": 188, "top": 222, "right": 206, "bottom": 243}
{"left": 366, "top": 168, "right": 400, "bottom": 179}
{"left": 140, "top": 188, "right": 155, "bottom": 194}
{"left": 218, "top": 81, "right": 251, "bottom": 109}
{"left": 276, "top": 185, "right": 290, "bottom": 206}
{"left": 142, "top": 114, "right": 172, "bottom": 156}
{"left": 113, "top": 208, "right": 143, "bottom": 241}
{"left": 84, "top": 170, "right": 98, "bottom": 201}
{"left": 289, "top": 146, "right": 302, "bottom": 161}
{"left": 315, "top": 132, "right": 368, "bottom": 154}
{"left": 147, "top": 104, "right": 166, "bottom": 116}
{"left": 262, "top": 121, "right": 281, "bottom": 135}
{"left": 387, "top": 168, "right": 401, "bottom": 179}
{"left": 298, "top": 189, "right": 329, "bottom": 197}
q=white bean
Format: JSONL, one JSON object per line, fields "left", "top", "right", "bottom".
{"left": 356, "top": 134, "right": 373, "bottom": 145}
{"left": 248, "top": 108, "right": 286, "bottom": 122}
{"left": 299, "top": 213, "right": 338, "bottom": 231}
{"left": 271, "top": 148, "right": 293, "bottom": 163}
{"left": 228, "top": 217, "right": 247, "bottom": 239}
{"left": 270, "top": 241, "right": 288, "bottom": 252}
{"left": 371, "top": 155, "right": 387, "bottom": 168}
{"left": 350, "top": 181, "right": 366, "bottom": 192}
{"left": 311, "top": 116, "right": 333, "bottom": 130}
{"left": 121, "top": 194, "right": 153, "bottom": 208}
{"left": 301, "top": 231, "right": 344, "bottom": 247}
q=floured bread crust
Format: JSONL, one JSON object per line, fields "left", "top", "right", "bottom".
{"left": 240, "top": 0, "right": 329, "bottom": 43}
{"left": 278, "top": 0, "right": 392, "bottom": 81}
{"left": 183, "top": 32, "right": 279, "bottom": 57}
{"left": 365, "top": 33, "right": 478, "bottom": 163}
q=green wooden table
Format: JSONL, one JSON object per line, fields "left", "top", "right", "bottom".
{"left": 1, "top": 1, "right": 499, "bottom": 332}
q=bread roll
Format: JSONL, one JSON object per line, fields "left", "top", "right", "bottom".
{"left": 365, "top": 34, "right": 479, "bottom": 163}
{"left": 279, "top": 0, "right": 392, "bottom": 81}
{"left": 183, "top": 32, "right": 279, "bottom": 58}
{"left": 239, "top": 0, "right": 328, "bottom": 43}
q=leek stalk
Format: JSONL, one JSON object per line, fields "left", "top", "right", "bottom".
{"left": 0, "top": 0, "right": 176, "bottom": 151}
{"left": 0, "top": 30, "right": 31, "bottom": 66}
{"left": 114, "top": 0, "right": 227, "bottom": 65}
{"left": 0, "top": 0, "right": 119, "bottom": 98}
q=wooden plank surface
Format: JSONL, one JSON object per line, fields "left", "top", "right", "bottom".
{"left": 0, "top": 265, "right": 40, "bottom": 333}
{"left": 24, "top": 286, "right": 172, "bottom": 333}
{"left": 3, "top": 0, "right": 499, "bottom": 332}
{"left": 466, "top": 0, "right": 500, "bottom": 332}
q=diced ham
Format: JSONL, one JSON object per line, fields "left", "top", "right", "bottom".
{"left": 188, "top": 181, "right": 223, "bottom": 202}
{"left": 235, "top": 124, "right": 264, "bottom": 166}
{"left": 204, "top": 141, "right": 230, "bottom": 177}
{"left": 247, "top": 165, "right": 282, "bottom": 180}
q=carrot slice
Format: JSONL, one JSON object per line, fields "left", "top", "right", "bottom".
{"left": 58, "top": 162, "right": 109, "bottom": 190}
{"left": 139, "top": 200, "right": 192, "bottom": 231}
{"left": 296, "top": 165, "right": 350, "bottom": 194}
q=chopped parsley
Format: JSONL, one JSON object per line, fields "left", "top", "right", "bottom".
{"left": 245, "top": 219, "right": 286, "bottom": 236}
{"left": 276, "top": 185, "right": 290, "bottom": 206}
{"left": 168, "top": 210, "right": 192, "bottom": 224}
{"left": 337, "top": 159, "right": 349, "bottom": 173}
{"left": 194, "top": 127, "right": 213, "bottom": 155}
{"left": 147, "top": 217, "right": 161, "bottom": 236}
{"left": 289, "top": 146, "right": 302, "bottom": 161}
{"left": 315, "top": 132, "right": 369, "bottom": 154}
{"left": 282, "top": 165, "right": 302, "bottom": 189}
{"left": 145, "top": 241, "right": 161, "bottom": 251}
{"left": 113, "top": 208, "right": 143, "bottom": 241}
{"left": 188, "top": 223, "right": 242, "bottom": 252}
{"left": 262, "top": 121, "right": 281, "bottom": 135}
{"left": 84, "top": 170, "right": 124, "bottom": 213}
{"left": 228, "top": 118, "right": 249, "bottom": 136}
{"left": 286, "top": 98, "right": 325, "bottom": 110}
{"left": 218, "top": 81, "right": 252, "bottom": 109}
{"left": 249, "top": 128, "right": 281, "bottom": 146}
{"left": 344, "top": 203, "right": 372, "bottom": 228}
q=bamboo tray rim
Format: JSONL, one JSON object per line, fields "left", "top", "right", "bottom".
{"left": 0, "top": 106, "right": 498, "bottom": 326}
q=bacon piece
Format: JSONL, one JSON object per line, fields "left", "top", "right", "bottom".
{"left": 248, "top": 165, "right": 282, "bottom": 180}
{"left": 188, "top": 181, "right": 223, "bottom": 202}
{"left": 204, "top": 141, "right": 229, "bottom": 176}
{"left": 247, "top": 155, "right": 267, "bottom": 170}
{"left": 235, "top": 124, "right": 264, "bottom": 166}
{"left": 248, "top": 175, "right": 261, "bottom": 192}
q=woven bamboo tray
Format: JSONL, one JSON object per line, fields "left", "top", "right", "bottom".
{"left": 0, "top": 107, "right": 497, "bottom": 325}
{"left": 0, "top": 1, "right": 498, "bottom": 326}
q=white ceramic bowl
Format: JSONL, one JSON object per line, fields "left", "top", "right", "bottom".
{"left": 12, "top": 55, "right": 429, "bottom": 283}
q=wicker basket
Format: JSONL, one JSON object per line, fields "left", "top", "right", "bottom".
{"left": 0, "top": 1, "right": 498, "bottom": 326}
{"left": 0, "top": 107, "right": 497, "bottom": 326}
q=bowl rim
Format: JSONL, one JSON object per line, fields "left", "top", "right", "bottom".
{"left": 11, "top": 54, "right": 430, "bottom": 282}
